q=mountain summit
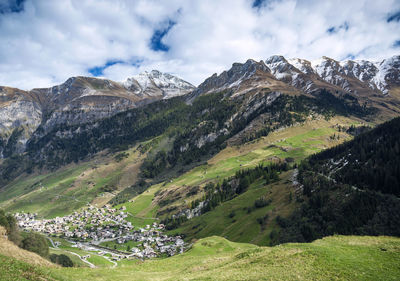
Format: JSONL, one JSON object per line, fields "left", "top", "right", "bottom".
{"left": 123, "top": 70, "right": 195, "bottom": 98}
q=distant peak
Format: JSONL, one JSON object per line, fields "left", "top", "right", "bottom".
{"left": 265, "top": 55, "right": 287, "bottom": 64}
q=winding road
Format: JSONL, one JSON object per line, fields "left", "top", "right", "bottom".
{"left": 47, "top": 237, "right": 97, "bottom": 268}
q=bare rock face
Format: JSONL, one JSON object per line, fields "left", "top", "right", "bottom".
{"left": 0, "top": 87, "right": 42, "bottom": 157}
{"left": 0, "top": 72, "right": 195, "bottom": 157}
{"left": 191, "top": 59, "right": 270, "bottom": 96}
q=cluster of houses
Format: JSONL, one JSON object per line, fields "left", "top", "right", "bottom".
{"left": 15, "top": 205, "right": 133, "bottom": 241}
{"left": 115, "top": 223, "right": 185, "bottom": 258}
{"left": 14, "top": 205, "right": 186, "bottom": 260}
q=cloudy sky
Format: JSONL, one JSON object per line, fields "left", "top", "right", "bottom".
{"left": 0, "top": 0, "right": 399, "bottom": 89}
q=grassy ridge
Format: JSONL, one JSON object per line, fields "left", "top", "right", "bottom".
{"left": 0, "top": 254, "right": 59, "bottom": 281}
{"left": 2, "top": 235, "right": 398, "bottom": 280}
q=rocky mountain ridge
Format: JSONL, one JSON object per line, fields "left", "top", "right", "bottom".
{"left": 0, "top": 72, "right": 195, "bottom": 157}
{"left": 193, "top": 55, "right": 399, "bottom": 97}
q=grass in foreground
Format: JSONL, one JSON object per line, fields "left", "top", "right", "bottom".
{"left": 2, "top": 235, "right": 398, "bottom": 280}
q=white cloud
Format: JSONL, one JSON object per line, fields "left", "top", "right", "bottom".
{"left": 0, "top": 0, "right": 399, "bottom": 89}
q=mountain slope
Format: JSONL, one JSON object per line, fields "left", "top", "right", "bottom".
{"left": 0, "top": 71, "right": 194, "bottom": 157}
{"left": 274, "top": 117, "right": 400, "bottom": 244}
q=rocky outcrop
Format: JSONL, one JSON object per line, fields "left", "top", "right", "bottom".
{"left": 0, "top": 87, "right": 42, "bottom": 157}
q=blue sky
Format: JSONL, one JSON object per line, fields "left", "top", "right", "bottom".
{"left": 0, "top": 0, "right": 399, "bottom": 89}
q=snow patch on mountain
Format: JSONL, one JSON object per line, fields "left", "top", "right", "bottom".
{"left": 122, "top": 70, "right": 195, "bottom": 98}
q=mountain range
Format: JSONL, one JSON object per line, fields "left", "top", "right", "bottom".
{"left": 0, "top": 70, "right": 194, "bottom": 157}
{"left": 1, "top": 55, "right": 399, "bottom": 158}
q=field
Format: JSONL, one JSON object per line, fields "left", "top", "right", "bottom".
{"left": 1, "top": 235, "right": 399, "bottom": 280}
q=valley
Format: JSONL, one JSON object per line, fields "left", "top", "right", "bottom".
{"left": 0, "top": 55, "right": 399, "bottom": 280}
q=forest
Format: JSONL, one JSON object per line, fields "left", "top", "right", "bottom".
{"left": 272, "top": 117, "right": 400, "bottom": 244}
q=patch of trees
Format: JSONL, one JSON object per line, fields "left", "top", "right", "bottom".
{"left": 0, "top": 209, "right": 21, "bottom": 245}
{"left": 50, "top": 254, "right": 73, "bottom": 267}
{"left": 256, "top": 214, "right": 269, "bottom": 230}
{"left": 254, "top": 197, "right": 272, "bottom": 209}
{"left": 161, "top": 215, "right": 188, "bottom": 231}
{"left": 2, "top": 128, "right": 23, "bottom": 158}
{"left": 21, "top": 232, "right": 49, "bottom": 258}
{"left": 114, "top": 152, "right": 129, "bottom": 162}
{"left": 0, "top": 154, "right": 34, "bottom": 186}
{"left": 312, "top": 89, "right": 376, "bottom": 118}
{"left": 100, "top": 184, "right": 117, "bottom": 193}
{"left": 0, "top": 210, "right": 52, "bottom": 260}
{"left": 345, "top": 124, "right": 371, "bottom": 136}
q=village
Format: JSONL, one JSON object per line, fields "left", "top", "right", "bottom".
{"left": 14, "top": 204, "right": 186, "bottom": 260}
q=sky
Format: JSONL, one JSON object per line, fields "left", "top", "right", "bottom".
{"left": 0, "top": 0, "right": 399, "bottom": 90}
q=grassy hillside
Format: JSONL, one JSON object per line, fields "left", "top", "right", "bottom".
{"left": 0, "top": 143, "right": 147, "bottom": 218}
{"left": 1, "top": 235, "right": 399, "bottom": 280}
{"left": 0, "top": 227, "right": 55, "bottom": 268}
{"left": 168, "top": 171, "right": 297, "bottom": 246}
{"left": 1, "top": 115, "right": 359, "bottom": 222}
{"left": 125, "top": 116, "right": 360, "bottom": 220}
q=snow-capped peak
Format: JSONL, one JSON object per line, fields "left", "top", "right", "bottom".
{"left": 122, "top": 70, "right": 195, "bottom": 98}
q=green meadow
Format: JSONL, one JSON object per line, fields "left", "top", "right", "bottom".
{"left": 1, "top": 235, "right": 399, "bottom": 280}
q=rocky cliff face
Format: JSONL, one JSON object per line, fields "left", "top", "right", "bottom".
{"left": 189, "top": 59, "right": 297, "bottom": 101}
{"left": 0, "top": 72, "right": 195, "bottom": 157}
{"left": 0, "top": 87, "right": 42, "bottom": 157}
